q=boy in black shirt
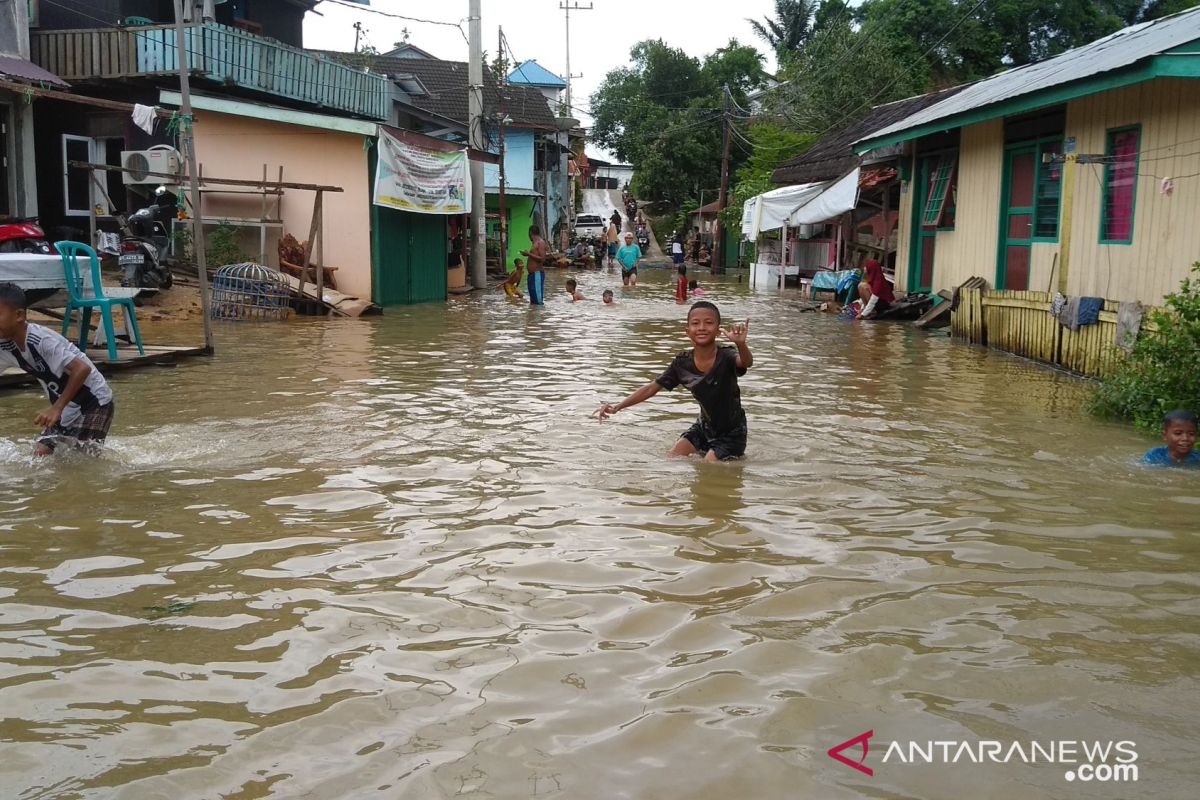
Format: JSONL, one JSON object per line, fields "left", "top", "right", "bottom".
{"left": 595, "top": 301, "right": 752, "bottom": 461}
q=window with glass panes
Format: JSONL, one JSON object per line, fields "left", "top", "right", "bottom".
{"left": 1032, "top": 140, "right": 1063, "bottom": 239}
{"left": 1101, "top": 127, "right": 1140, "bottom": 244}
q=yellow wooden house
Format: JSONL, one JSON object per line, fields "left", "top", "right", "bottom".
{"left": 854, "top": 8, "right": 1200, "bottom": 375}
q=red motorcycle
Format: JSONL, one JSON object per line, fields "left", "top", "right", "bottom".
{"left": 0, "top": 218, "right": 52, "bottom": 255}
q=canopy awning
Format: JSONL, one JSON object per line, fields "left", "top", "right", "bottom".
{"left": 741, "top": 167, "right": 860, "bottom": 239}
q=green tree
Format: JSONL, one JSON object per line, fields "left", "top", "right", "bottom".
{"left": 1091, "top": 264, "right": 1200, "bottom": 431}
{"left": 769, "top": 13, "right": 921, "bottom": 135}
{"left": 747, "top": 0, "right": 818, "bottom": 61}
{"left": 590, "top": 39, "right": 764, "bottom": 206}
{"left": 720, "top": 120, "right": 816, "bottom": 231}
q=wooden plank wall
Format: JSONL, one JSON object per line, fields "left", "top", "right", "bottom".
{"left": 951, "top": 288, "right": 1136, "bottom": 376}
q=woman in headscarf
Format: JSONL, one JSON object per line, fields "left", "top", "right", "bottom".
{"left": 857, "top": 258, "right": 895, "bottom": 320}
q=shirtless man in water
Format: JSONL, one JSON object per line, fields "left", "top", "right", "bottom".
{"left": 519, "top": 226, "right": 550, "bottom": 305}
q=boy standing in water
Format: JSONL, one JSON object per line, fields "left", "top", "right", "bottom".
{"left": 675, "top": 264, "right": 688, "bottom": 304}
{"left": 1142, "top": 409, "right": 1199, "bottom": 467}
{"left": 595, "top": 301, "right": 752, "bottom": 461}
{"left": 519, "top": 226, "right": 549, "bottom": 305}
{"left": 501, "top": 258, "right": 525, "bottom": 299}
{"left": 0, "top": 282, "right": 115, "bottom": 456}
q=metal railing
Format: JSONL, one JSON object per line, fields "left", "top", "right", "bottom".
{"left": 30, "top": 22, "right": 389, "bottom": 120}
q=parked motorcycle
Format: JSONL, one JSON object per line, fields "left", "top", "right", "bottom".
{"left": 0, "top": 218, "right": 53, "bottom": 255}
{"left": 118, "top": 187, "right": 175, "bottom": 290}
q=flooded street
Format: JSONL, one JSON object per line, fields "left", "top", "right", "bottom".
{"left": 1, "top": 269, "right": 1196, "bottom": 799}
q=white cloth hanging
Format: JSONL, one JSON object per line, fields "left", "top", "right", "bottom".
{"left": 132, "top": 104, "right": 158, "bottom": 135}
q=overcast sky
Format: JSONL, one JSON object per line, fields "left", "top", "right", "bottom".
{"left": 305, "top": 0, "right": 781, "bottom": 158}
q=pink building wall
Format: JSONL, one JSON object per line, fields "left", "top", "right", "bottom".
{"left": 190, "top": 111, "right": 374, "bottom": 299}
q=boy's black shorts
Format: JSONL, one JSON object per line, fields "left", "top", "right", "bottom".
{"left": 681, "top": 416, "right": 747, "bottom": 461}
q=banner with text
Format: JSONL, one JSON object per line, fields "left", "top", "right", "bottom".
{"left": 374, "top": 128, "right": 470, "bottom": 215}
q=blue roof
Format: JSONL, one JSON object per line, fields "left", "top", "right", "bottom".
{"left": 507, "top": 60, "right": 566, "bottom": 88}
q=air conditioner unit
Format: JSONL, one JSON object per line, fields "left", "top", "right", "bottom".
{"left": 121, "top": 149, "right": 181, "bottom": 186}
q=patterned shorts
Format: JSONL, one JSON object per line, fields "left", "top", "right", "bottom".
{"left": 38, "top": 402, "right": 114, "bottom": 454}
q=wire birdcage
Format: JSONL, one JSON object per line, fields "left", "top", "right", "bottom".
{"left": 210, "top": 263, "right": 292, "bottom": 320}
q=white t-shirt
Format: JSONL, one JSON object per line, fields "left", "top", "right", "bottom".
{"left": 672, "top": 241, "right": 684, "bottom": 255}
{"left": 0, "top": 323, "right": 112, "bottom": 427}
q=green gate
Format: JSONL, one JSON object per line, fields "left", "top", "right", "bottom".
{"left": 371, "top": 204, "right": 448, "bottom": 306}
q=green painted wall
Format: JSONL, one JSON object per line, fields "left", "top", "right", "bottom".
{"left": 486, "top": 195, "right": 538, "bottom": 273}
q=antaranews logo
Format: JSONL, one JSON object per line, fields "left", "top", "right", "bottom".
{"left": 827, "top": 731, "right": 1138, "bottom": 783}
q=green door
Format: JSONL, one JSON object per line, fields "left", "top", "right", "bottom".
{"left": 997, "top": 146, "right": 1036, "bottom": 291}
{"left": 908, "top": 155, "right": 938, "bottom": 293}
{"left": 371, "top": 205, "right": 448, "bottom": 305}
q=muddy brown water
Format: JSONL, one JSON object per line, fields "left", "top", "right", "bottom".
{"left": 1, "top": 270, "right": 1196, "bottom": 799}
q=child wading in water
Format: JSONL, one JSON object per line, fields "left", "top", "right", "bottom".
{"left": 0, "top": 282, "right": 115, "bottom": 456}
{"left": 595, "top": 301, "right": 751, "bottom": 461}
{"left": 1142, "top": 409, "right": 1199, "bottom": 467}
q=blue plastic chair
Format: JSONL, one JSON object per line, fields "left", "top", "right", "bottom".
{"left": 55, "top": 241, "right": 145, "bottom": 362}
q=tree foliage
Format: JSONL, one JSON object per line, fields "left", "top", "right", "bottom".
{"left": 1091, "top": 264, "right": 1200, "bottom": 431}
{"left": 748, "top": 0, "right": 818, "bottom": 60}
{"left": 590, "top": 39, "right": 765, "bottom": 206}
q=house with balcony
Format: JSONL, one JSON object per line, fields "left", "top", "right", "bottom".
{"left": 329, "top": 50, "right": 573, "bottom": 272}
{"left": 24, "top": 0, "right": 398, "bottom": 302}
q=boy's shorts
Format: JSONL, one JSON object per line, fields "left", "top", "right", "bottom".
{"left": 680, "top": 415, "right": 747, "bottom": 461}
{"left": 607, "top": 243, "right": 617, "bottom": 257}
{"left": 621, "top": 266, "right": 637, "bottom": 277}
{"left": 38, "top": 402, "right": 114, "bottom": 454}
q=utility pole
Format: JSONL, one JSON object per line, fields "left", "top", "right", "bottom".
{"left": 353, "top": 20, "right": 364, "bottom": 52}
{"left": 172, "top": 0, "right": 213, "bottom": 353}
{"left": 558, "top": 1, "right": 592, "bottom": 113}
{"left": 497, "top": 27, "right": 508, "bottom": 272}
{"left": 467, "top": 0, "right": 486, "bottom": 288}
{"left": 714, "top": 83, "right": 732, "bottom": 272}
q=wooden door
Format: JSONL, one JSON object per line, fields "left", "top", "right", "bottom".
{"left": 999, "top": 147, "right": 1036, "bottom": 291}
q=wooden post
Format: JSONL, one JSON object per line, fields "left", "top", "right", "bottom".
{"left": 173, "top": 0, "right": 214, "bottom": 354}
{"left": 299, "top": 189, "right": 323, "bottom": 302}
{"left": 1057, "top": 154, "right": 1077, "bottom": 295}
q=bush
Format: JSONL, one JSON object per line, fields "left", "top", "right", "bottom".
{"left": 1090, "top": 262, "right": 1200, "bottom": 431}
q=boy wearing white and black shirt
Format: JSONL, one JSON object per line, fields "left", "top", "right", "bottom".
{"left": 0, "top": 282, "right": 115, "bottom": 456}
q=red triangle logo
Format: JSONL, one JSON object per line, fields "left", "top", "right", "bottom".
{"left": 828, "top": 730, "right": 874, "bottom": 776}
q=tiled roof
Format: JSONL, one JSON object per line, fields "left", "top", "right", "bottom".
{"left": 771, "top": 87, "right": 963, "bottom": 185}
{"left": 322, "top": 52, "right": 557, "bottom": 129}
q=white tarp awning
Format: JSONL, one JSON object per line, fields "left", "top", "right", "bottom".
{"left": 741, "top": 167, "right": 861, "bottom": 238}
{"left": 787, "top": 168, "right": 860, "bottom": 226}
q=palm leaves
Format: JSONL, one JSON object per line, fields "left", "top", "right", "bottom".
{"left": 747, "top": 0, "right": 818, "bottom": 57}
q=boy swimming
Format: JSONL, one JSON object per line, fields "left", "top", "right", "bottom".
{"left": 602, "top": 289, "right": 615, "bottom": 305}
{"left": 1142, "top": 409, "right": 1199, "bottom": 467}
{"left": 0, "top": 282, "right": 115, "bottom": 456}
{"left": 595, "top": 301, "right": 751, "bottom": 461}
{"left": 565, "top": 278, "right": 586, "bottom": 301}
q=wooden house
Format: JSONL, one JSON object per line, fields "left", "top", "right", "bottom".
{"left": 854, "top": 8, "right": 1200, "bottom": 375}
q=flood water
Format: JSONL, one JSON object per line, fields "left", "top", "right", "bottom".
{"left": 1, "top": 269, "right": 1196, "bottom": 799}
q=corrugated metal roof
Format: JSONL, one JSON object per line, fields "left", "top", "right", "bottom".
{"left": 0, "top": 55, "right": 69, "bottom": 88}
{"left": 508, "top": 60, "right": 566, "bottom": 88}
{"left": 862, "top": 7, "right": 1200, "bottom": 145}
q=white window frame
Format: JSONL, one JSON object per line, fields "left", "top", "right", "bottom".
{"left": 62, "top": 135, "right": 117, "bottom": 217}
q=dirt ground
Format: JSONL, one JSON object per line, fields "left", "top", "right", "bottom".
{"left": 27, "top": 279, "right": 204, "bottom": 327}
